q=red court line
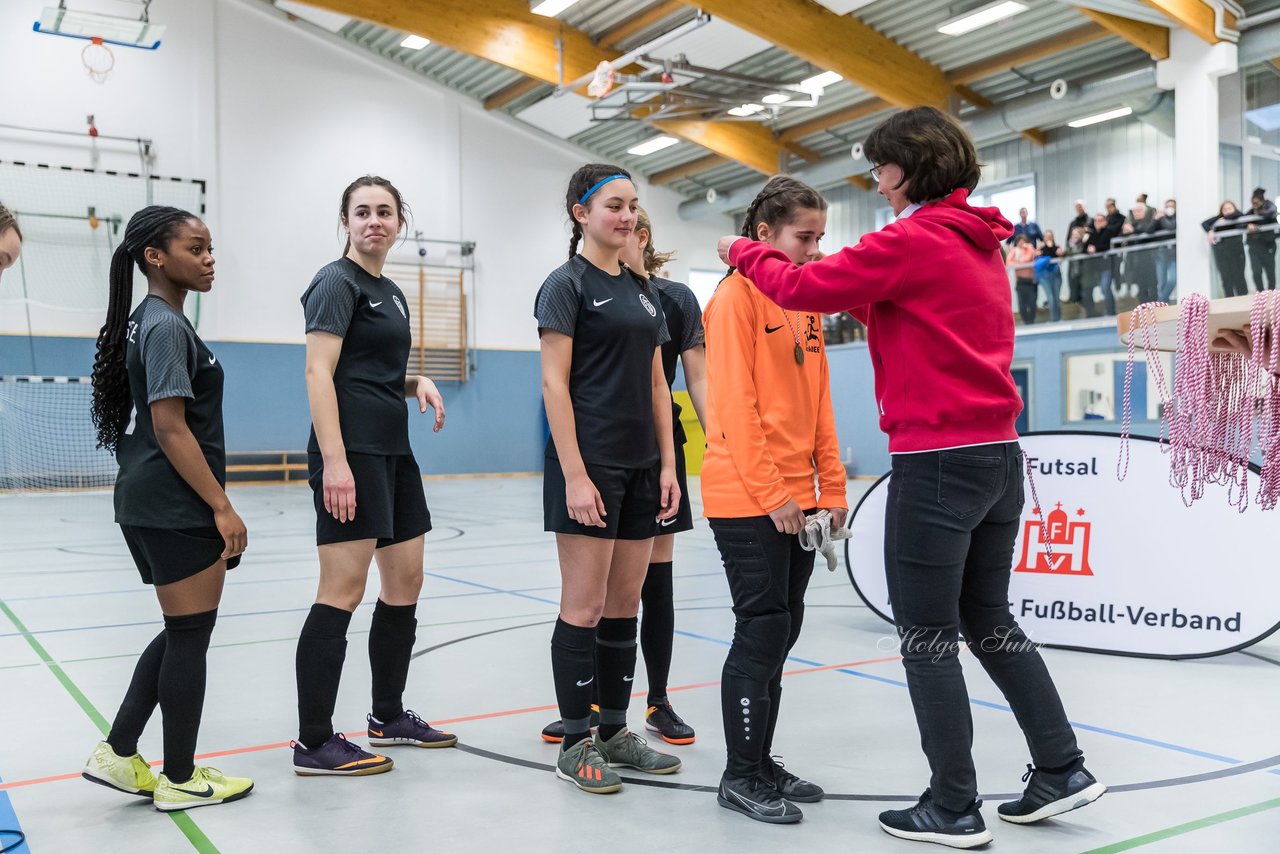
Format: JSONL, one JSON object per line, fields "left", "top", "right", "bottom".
{"left": 0, "top": 654, "right": 902, "bottom": 792}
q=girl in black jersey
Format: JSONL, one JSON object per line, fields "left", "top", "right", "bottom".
{"left": 292, "top": 175, "right": 455, "bottom": 777}
{"left": 534, "top": 165, "right": 683, "bottom": 794}
{"left": 538, "top": 206, "right": 707, "bottom": 747}
{"left": 84, "top": 206, "right": 253, "bottom": 812}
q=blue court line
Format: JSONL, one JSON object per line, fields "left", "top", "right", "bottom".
{"left": 419, "top": 570, "right": 1280, "bottom": 779}
{"left": 0, "top": 774, "right": 27, "bottom": 854}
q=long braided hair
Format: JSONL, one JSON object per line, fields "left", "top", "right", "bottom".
{"left": 91, "top": 206, "right": 199, "bottom": 453}
{"left": 729, "top": 175, "right": 827, "bottom": 276}
{"left": 565, "top": 164, "right": 633, "bottom": 260}
{"left": 0, "top": 201, "right": 22, "bottom": 242}
{"left": 634, "top": 206, "right": 676, "bottom": 278}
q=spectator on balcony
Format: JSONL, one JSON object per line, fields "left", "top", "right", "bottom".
{"left": 1247, "top": 187, "right": 1277, "bottom": 291}
{"left": 1203, "top": 200, "right": 1248, "bottom": 298}
{"left": 1063, "top": 226, "right": 1093, "bottom": 313}
{"left": 1130, "top": 193, "right": 1157, "bottom": 226}
{"left": 1068, "top": 199, "right": 1091, "bottom": 236}
{"left": 1034, "top": 229, "right": 1063, "bottom": 322}
{"left": 1084, "top": 212, "right": 1124, "bottom": 315}
{"left": 1154, "top": 199, "right": 1177, "bottom": 302}
{"left": 1104, "top": 198, "right": 1125, "bottom": 231}
{"left": 1007, "top": 207, "right": 1043, "bottom": 248}
{"left": 1120, "top": 205, "right": 1159, "bottom": 304}
{"left": 1006, "top": 234, "right": 1038, "bottom": 324}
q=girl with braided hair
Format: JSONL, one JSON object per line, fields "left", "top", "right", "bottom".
{"left": 534, "top": 164, "right": 683, "bottom": 794}
{"left": 0, "top": 201, "right": 22, "bottom": 283}
{"left": 83, "top": 206, "right": 253, "bottom": 812}
{"left": 703, "top": 175, "right": 846, "bottom": 824}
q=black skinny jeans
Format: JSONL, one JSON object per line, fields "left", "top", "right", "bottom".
{"left": 711, "top": 515, "right": 816, "bottom": 778}
{"left": 885, "top": 443, "right": 1081, "bottom": 812}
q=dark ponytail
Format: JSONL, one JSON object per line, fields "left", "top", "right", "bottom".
{"left": 91, "top": 206, "right": 198, "bottom": 453}
{"left": 339, "top": 175, "right": 409, "bottom": 254}
{"left": 565, "top": 163, "right": 633, "bottom": 260}
{"left": 729, "top": 175, "right": 827, "bottom": 276}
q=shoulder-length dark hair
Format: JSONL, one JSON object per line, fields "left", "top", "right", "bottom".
{"left": 863, "top": 106, "right": 982, "bottom": 204}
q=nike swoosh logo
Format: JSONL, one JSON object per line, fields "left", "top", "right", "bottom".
{"left": 208, "top": 356, "right": 217, "bottom": 365}
{"left": 171, "top": 784, "right": 215, "bottom": 798}
{"left": 622, "top": 676, "right": 634, "bottom": 682}
{"left": 764, "top": 324, "right": 783, "bottom": 333}
{"left": 660, "top": 518, "right": 677, "bottom": 527}
{"left": 370, "top": 301, "right": 383, "bottom": 307}
{"left": 728, "top": 788, "right": 784, "bottom": 815}
{"left": 576, "top": 677, "right": 594, "bottom": 687}
{"left": 593, "top": 298, "right": 614, "bottom": 307}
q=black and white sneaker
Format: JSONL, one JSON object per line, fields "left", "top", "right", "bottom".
{"left": 761, "top": 755, "right": 824, "bottom": 803}
{"left": 997, "top": 761, "right": 1106, "bottom": 824}
{"left": 717, "top": 773, "right": 803, "bottom": 824}
{"left": 879, "top": 790, "right": 993, "bottom": 849}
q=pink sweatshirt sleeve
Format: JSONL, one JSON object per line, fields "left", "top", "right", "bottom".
{"left": 728, "top": 230, "right": 908, "bottom": 314}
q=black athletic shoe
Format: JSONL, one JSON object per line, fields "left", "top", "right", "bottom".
{"left": 540, "top": 705, "right": 600, "bottom": 744}
{"left": 644, "top": 700, "right": 696, "bottom": 745}
{"left": 717, "top": 773, "right": 803, "bottom": 824}
{"left": 997, "top": 761, "right": 1106, "bottom": 824}
{"left": 761, "top": 755, "right": 824, "bottom": 803}
{"left": 879, "top": 789, "right": 993, "bottom": 849}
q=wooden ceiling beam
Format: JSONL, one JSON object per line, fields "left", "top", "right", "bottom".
{"left": 1140, "top": 0, "right": 1235, "bottom": 44}
{"left": 1077, "top": 7, "right": 1170, "bottom": 59}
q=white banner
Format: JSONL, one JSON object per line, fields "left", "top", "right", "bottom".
{"left": 845, "top": 432, "right": 1280, "bottom": 658}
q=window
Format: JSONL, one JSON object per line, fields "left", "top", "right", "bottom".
{"left": 1063, "top": 351, "right": 1173, "bottom": 423}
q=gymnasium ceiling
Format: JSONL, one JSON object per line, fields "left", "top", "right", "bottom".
{"left": 268, "top": 0, "right": 1280, "bottom": 204}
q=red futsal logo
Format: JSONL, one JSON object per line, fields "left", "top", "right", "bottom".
{"left": 1014, "top": 503, "right": 1094, "bottom": 576}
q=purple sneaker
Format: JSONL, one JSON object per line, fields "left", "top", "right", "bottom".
{"left": 367, "top": 710, "right": 458, "bottom": 748}
{"left": 292, "top": 733, "right": 394, "bottom": 777}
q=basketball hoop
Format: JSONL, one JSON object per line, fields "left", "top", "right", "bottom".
{"left": 587, "top": 61, "right": 614, "bottom": 98}
{"left": 81, "top": 37, "right": 115, "bottom": 84}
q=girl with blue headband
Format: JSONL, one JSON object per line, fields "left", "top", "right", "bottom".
{"left": 533, "top": 164, "right": 683, "bottom": 794}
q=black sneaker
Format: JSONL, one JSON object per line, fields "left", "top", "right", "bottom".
{"left": 367, "top": 710, "right": 457, "bottom": 748}
{"left": 540, "top": 705, "right": 600, "bottom": 744}
{"left": 879, "top": 789, "right": 993, "bottom": 849}
{"left": 997, "top": 761, "right": 1106, "bottom": 824}
{"left": 644, "top": 700, "right": 696, "bottom": 745}
{"left": 717, "top": 773, "right": 803, "bottom": 824}
{"left": 761, "top": 755, "right": 824, "bottom": 803}
{"left": 292, "top": 734, "right": 393, "bottom": 777}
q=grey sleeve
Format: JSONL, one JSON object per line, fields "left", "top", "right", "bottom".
{"left": 533, "top": 268, "right": 580, "bottom": 336}
{"left": 673, "top": 283, "right": 705, "bottom": 350}
{"left": 303, "top": 269, "right": 359, "bottom": 337}
{"left": 139, "top": 312, "right": 195, "bottom": 403}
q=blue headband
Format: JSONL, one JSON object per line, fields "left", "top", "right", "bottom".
{"left": 579, "top": 174, "right": 629, "bottom": 205}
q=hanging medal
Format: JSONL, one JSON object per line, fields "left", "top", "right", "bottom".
{"left": 783, "top": 312, "right": 805, "bottom": 365}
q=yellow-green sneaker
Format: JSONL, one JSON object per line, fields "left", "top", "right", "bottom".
{"left": 82, "top": 741, "right": 157, "bottom": 798}
{"left": 153, "top": 765, "right": 254, "bottom": 812}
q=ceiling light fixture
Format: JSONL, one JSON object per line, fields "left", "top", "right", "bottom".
{"left": 627, "top": 135, "right": 680, "bottom": 156}
{"left": 799, "top": 71, "right": 842, "bottom": 93}
{"left": 531, "top": 0, "right": 579, "bottom": 18}
{"left": 762, "top": 93, "right": 791, "bottom": 105}
{"left": 1066, "top": 106, "right": 1133, "bottom": 128}
{"left": 728, "top": 103, "right": 764, "bottom": 117}
{"left": 400, "top": 34, "right": 430, "bottom": 49}
{"left": 937, "top": 1, "right": 1027, "bottom": 37}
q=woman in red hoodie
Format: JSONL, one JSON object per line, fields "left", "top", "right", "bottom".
{"left": 717, "top": 107, "right": 1104, "bottom": 849}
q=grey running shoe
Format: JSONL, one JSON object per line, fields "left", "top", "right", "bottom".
{"left": 717, "top": 773, "right": 803, "bottom": 824}
{"left": 595, "top": 728, "right": 682, "bottom": 775}
{"left": 555, "top": 739, "right": 622, "bottom": 794}
{"left": 762, "top": 755, "right": 824, "bottom": 803}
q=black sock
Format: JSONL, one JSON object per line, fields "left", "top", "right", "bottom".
{"left": 640, "top": 562, "right": 674, "bottom": 706}
{"left": 296, "top": 603, "right": 353, "bottom": 748}
{"left": 369, "top": 599, "right": 417, "bottom": 723}
{"left": 722, "top": 672, "right": 770, "bottom": 779}
{"left": 551, "top": 618, "right": 596, "bottom": 751}
{"left": 107, "top": 630, "right": 166, "bottom": 757}
{"left": 595, "top": 616, "right": 638, "bottom": 743}
{"left": 158, "top": 610, "right": 217, "bottom": 784}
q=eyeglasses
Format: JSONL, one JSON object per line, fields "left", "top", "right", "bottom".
{"left": 869, "top": 164, "right": 882, "bottom": 182}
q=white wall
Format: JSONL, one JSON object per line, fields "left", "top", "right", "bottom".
{"left": 0, "top": 0, "right": 732, "bottom": 350}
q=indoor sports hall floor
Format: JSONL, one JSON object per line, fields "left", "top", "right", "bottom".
{"left": 0, "top": 477, "right": 1277, "bottom": 854}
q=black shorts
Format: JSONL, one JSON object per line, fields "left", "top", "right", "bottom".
{"left": 308, "top": 452, "right": 432, "bottom": 547}
{"left": 544, "top": 456, "right": 661, "bottom": 540}
{"left": 653, "top": 438, "right": 693, "bottom": 536}
{"left": 121, "top": 525, "right": 241, "bottom": 586}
